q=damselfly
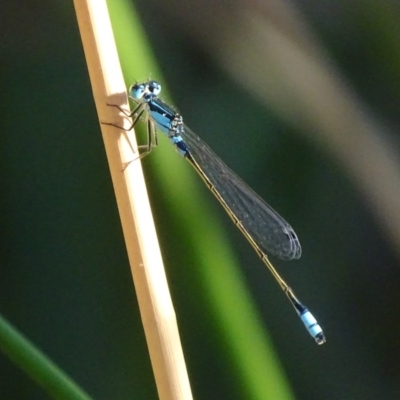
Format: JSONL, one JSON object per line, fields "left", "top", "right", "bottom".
{"left": 105, "top": 80, "right": 326, "bottom": 345}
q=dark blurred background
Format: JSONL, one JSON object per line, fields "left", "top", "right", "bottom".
{"left": 1, "top": 0, "right": 400, "bottom": 399}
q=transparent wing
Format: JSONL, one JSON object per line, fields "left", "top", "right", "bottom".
{"left": 181, "top": 124, "right": 302, "bottom": 261}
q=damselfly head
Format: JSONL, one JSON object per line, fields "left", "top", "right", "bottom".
{"left": 130, "top": 81, "right": 161, "bottom": 100}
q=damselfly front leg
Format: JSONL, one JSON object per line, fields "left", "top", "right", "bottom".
{"left": 102, "top": 101, "right": 158, "bottom": 165}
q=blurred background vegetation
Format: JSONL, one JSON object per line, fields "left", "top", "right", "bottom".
{"left": 1, "top": 0, "right": 400, "bottom": 399}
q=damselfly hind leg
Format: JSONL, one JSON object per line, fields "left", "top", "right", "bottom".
{"left": 122, "top": 118, "right": 158, "bottom": 169}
